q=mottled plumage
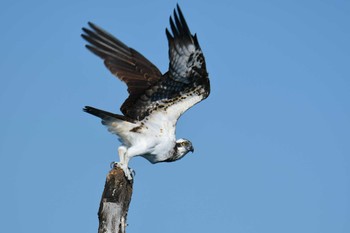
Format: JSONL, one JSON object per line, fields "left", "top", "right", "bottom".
{"left": 82, "top": 5, "right": 210, "bottom": 179}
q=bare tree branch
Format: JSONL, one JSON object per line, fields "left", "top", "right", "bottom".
{"left": 98, "top": 166, "right": 133, "bottom": 233}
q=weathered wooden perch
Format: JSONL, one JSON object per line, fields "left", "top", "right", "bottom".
{"left": 98, "top": 165, "right": 133, "bottom": 233}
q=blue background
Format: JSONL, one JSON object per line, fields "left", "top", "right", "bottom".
{"left": 1, "top": 0, "right": 349, "bottom": 232}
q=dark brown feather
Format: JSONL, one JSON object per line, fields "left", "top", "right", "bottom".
{"left": 81, "top": 23, "right": 162, "bottom": 116}
{"left": 82, "top": 5, "right": 210, "bottom": 121}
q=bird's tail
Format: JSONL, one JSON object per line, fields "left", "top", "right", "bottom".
{"left": 83, "top": 106, "right": 134, "bottom": 124}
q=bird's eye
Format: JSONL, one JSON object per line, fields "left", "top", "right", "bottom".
{"left": 181, "top": 142, "right": 187, "bottom": 146}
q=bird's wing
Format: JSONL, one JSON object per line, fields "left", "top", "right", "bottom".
{"left": 166, "top": 5, "right": 208, "bottom": 86}
{"left": 82, "top": 5, "right": 209, "bottom": 122}
{"left": 121, "top": 5, "right": 210, "bottom": 122}
{"left": 81, "top": 22, "right": 163, "bottom": 113}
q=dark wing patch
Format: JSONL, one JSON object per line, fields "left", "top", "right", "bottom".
{"left": 82, "top": 5, "right": 209, "bottom": 121}
{"left": 121, "top": 5, "right": 210, "bottom": 121}
{"left": 81, "top": 22, "right": 163, "bottom": 114}
{"left": 166, "top": 5, "right": 208, "bottom": 84}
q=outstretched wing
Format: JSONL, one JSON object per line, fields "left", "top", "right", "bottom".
{"left": 81, "top": 22, "right": 163, "bottom": 115}
{"left": 121, "top": 5, "right": 210, "bottom": 122}
{"left": 82, "top": 5, "right": 209, "bottom": 122}
{"left": 166, "top": 5, "right": 208, "bottom": 85}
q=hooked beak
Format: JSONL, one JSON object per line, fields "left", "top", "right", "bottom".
{"left": 190, "top": 147, "right": 194, "bottom": 153}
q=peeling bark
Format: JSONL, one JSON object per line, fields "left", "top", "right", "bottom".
{"left": 98, "top": 166, "right": 133, "bottom": 233}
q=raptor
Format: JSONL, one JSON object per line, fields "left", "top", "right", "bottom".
{"left": 82, "top": 5, "right": 210, "bottom": 180}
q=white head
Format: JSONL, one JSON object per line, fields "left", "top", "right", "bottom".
{"left": 165, "top": 138, "right": 194, "bottom": 162}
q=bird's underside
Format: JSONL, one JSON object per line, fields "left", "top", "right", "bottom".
{"left": 82, "top": 5, "right": 210, "bottom": 180}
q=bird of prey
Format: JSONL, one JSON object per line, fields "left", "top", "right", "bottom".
{"left": 82, "top": 5, "right": 210, "bottom": 180}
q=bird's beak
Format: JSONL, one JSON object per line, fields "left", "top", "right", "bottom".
{"left": 190, "top": 147, "right": 194, "bottom": 153}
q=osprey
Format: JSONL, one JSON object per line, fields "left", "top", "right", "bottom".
{"left": 82, "top": 5, "right": 210, "bottom": 180}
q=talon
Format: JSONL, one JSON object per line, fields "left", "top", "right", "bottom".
{"left": 110, "top": 161, "right": 118, "bottom": 168}
{"left": 125, "top": 168, "right": 134, "bottom": 181}
{"left": 109, "top": 161, "right": 134, "bottom": 180}
{"left": 130, "top": 168, "right": 136, "bottom": 178}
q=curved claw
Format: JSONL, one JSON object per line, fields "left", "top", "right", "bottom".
{"left": 129, "top": 168, "right": 136, "bottom": 178}
{"left": 110, "top": 161, "right": 118, "bottom": 169}
{"left": 109, "top": 161, "right": 135, "bottom": 180}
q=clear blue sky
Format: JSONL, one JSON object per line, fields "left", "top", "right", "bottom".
{"left": 0, "top": 0, "right": 349, "bottom": 232}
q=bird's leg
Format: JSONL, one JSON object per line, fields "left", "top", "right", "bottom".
{"left": 118, "top": 146, "right": 127, "bottom": 164}
{"left": 110, "top": 146, "right": 127, "bottom": 168}
{"left": 117, "top": 156, "right": 133, "bottom": 180}
{"left": 116, "top": 146, "right": 134, "bottom": 180}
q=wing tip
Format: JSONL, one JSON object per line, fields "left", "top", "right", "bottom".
{"left": 83, "top": 106, "right": 92, "bottom": 113}
{"left": 166, "top": 4, "right": 194, "bottom": 43}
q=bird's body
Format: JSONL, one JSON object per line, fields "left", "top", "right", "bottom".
{"left": 82, "top": 5, "right": 210, "bottom": 179}
{"left": 107, "top": 111, "right": 177, "bottom": 164}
